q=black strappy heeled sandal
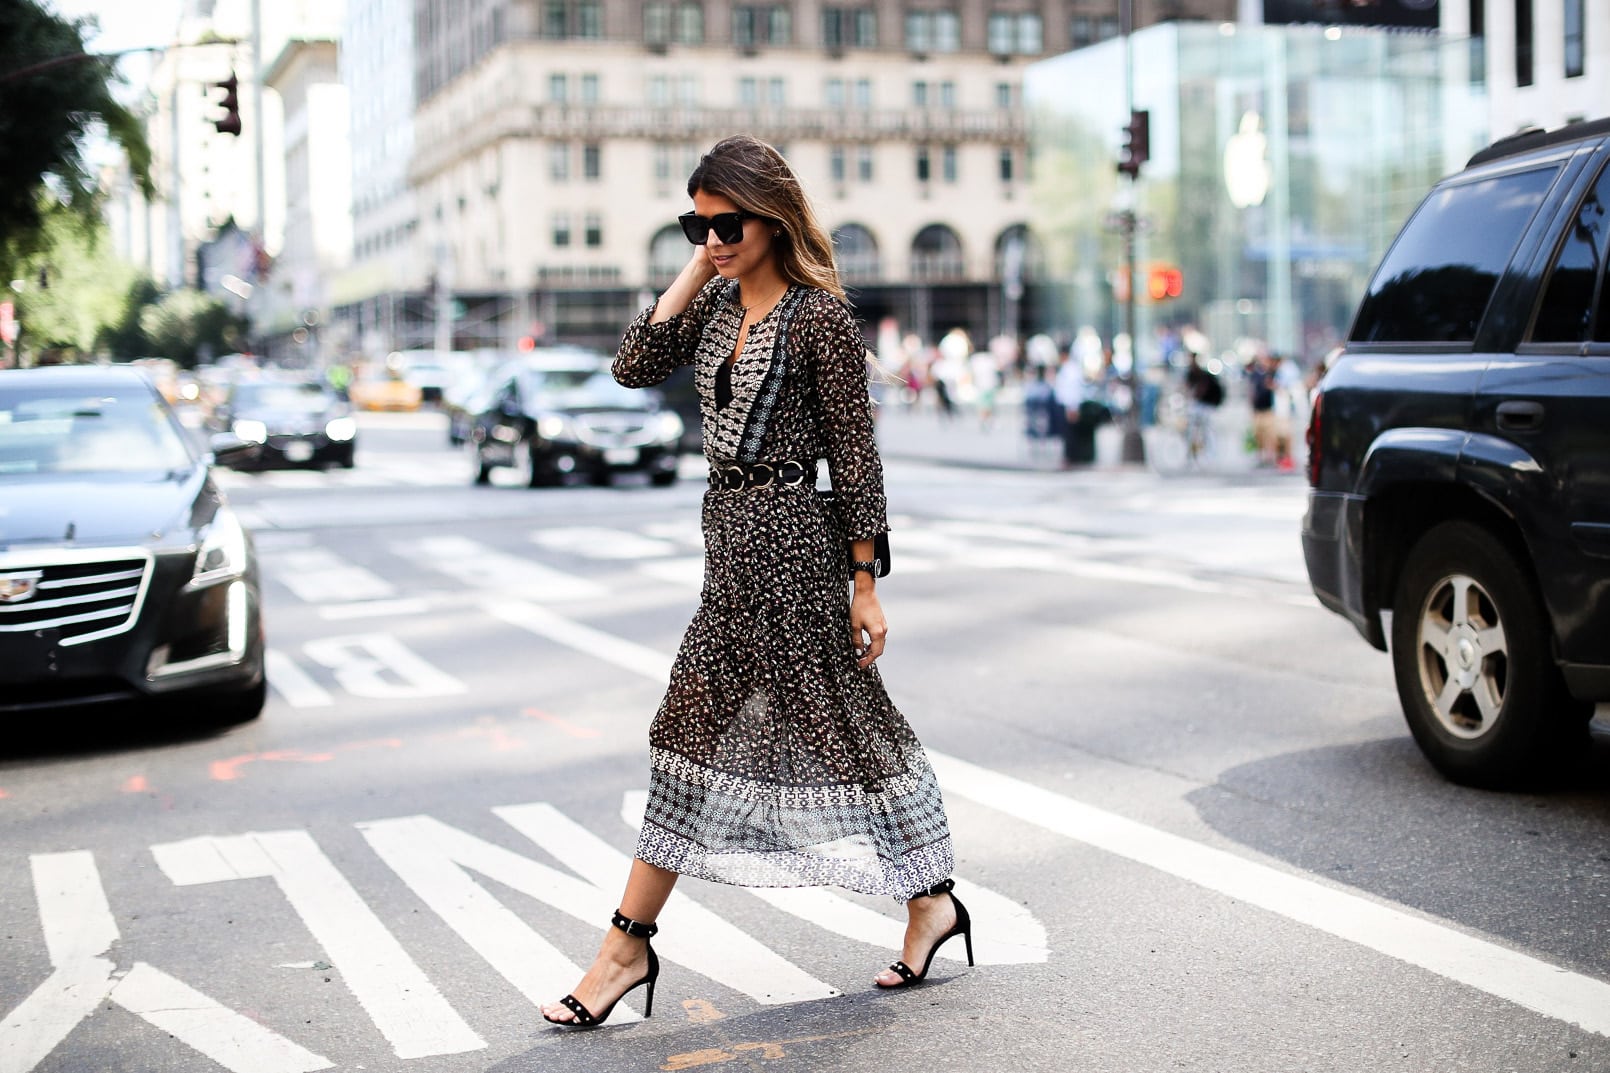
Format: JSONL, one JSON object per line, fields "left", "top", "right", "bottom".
{"left": 542, "top": 910, "right": 661, "bottom": 1028}
{"left": 876, "top": 878, "right": 974, "bottom": 989}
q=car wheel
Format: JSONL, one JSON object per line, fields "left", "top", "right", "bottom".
{"left": 588, "top": 468, "right": 613, "bottom": 487}
{"left": 197, "top": 676, "right": 266, "bottom": 726}
{"left": 472, "top": 444, "right": 492, "bottom": 485}
{"left": 339, "top": 447, "right": 356, "bottom": 469}
{"left": 1390, "top": 520, "right": 1582, "bottom": 788}
{"left": 650, "top": 470, "right": 678, "bottom": 487}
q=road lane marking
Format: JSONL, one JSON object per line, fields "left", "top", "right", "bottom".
{"left": 264, "top": 649, "right": 334, "bottom": 708}
{"left": 301, "top": 634, "right": 465, "bottom": 699}
{"left": 485, "top": 600, "right": 674, "bottom": 680}
{"left": 496, "top": 803, "right": 840, "bottom": 1003}
{"left": 636, "top": 556, "right": 706, "bottom": 588}
{"left": 263, "top": 548, "right": 397, "bottom": 603}
{"left": 523, "top": 605, "right": 1610, "bottom": 1038}
{"left": 2, "top": 852, "right": 332, "bottom": 1073}
{"left": 318, "top": 597, "right": 433, "bottom": 621}
{"left": 928, "top": 752, "right": 1610, "bottom": 1040}
{"left": 393, "top": 536, "right": 605, "bottom": 601}
{"left": 530, "top": 526, "right": 680, "bottom": 559}
{"left": 151, "top": 832, "right": 484, "bottom": 1059}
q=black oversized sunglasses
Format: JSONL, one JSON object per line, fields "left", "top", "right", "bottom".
{"left": 679, "top": 210, "right": 759, "bottom": 245}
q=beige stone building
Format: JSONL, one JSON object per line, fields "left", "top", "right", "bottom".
{"left": 337, "top": 0, "right": 1233, "bottom": 351}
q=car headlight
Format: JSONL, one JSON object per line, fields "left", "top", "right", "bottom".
{"left": 191, "top": 507, "right": 249, "bottom": 588}
{"left": 325, "top": 416, "right": 357, "bottom": 441}
{"left": 536, "top": 415, "right": 570, "bottom": 439}
{"left": 232, "top": 419, "right": 268, "bottom": 444}
{"left": 654, "top": 411, "right": 685, "bottom": 443}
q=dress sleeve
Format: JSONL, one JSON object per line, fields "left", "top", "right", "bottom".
{"left": 805, "top": 292, "right": 888, "bottom": 541}
{"left": 613, "top": 277, "right": 725, "bottom": 388}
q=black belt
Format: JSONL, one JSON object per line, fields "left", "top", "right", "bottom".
{"left": 709, "top": 459, "right": 816, "bottom": 490}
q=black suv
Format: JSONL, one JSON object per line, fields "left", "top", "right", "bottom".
{"left": 1304, "top": 117, "right": 1610, "bottom": 788}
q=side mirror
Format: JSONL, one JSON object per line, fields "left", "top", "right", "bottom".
{"left": 208, "top": 432, "right": 259, "bottom": 469}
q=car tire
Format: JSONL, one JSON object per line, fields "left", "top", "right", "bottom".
{"left": 472, "top": 446, "right": 492, "bottom": 485}
{"left": 339, "top": 448, "right": 356, "bottom": 470}
{"left": 199, "top": 676, "right": 266, "bottom": 726}
{"left": 588, "top": 469, "right": 613, "bottom": 487}
{"left": 1390, "top": 520, "right": 1583, "bottom": 788}
{"left": 650, "top": 470, "right": 678, "bottom": 487}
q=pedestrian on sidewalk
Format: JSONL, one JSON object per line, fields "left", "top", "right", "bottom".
{"left": 541, "top": 135, "right": 971, "bottom": 1029}
{"left": 1054, "top": 348, "right": 1094, "bottom": 466}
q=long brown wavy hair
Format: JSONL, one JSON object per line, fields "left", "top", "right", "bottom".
{"left": 688, "top": 135, "right": 845, "bottom": 301}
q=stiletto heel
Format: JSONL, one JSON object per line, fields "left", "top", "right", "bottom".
{"left": 543, "top": 910, "right": 661, "bottom": 1028}
{"left": 876, "top": 878, "right": 974, "bottom": 988}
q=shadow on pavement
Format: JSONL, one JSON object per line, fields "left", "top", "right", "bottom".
{"left": 1186, "top": 728, "right": 1610, "bottom": 978}
{"left": 0, "top": 699, "right": 241, "bottom": 764}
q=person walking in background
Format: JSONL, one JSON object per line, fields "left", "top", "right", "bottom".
{"left": 540, "top": 135, "right": 970, "bottom": 1029}
{"left": 1021, "top": 361, "right": 1056, "bottom": 444}
{"left": 1054, "top": 348, "right": 1091, "bottom": 467}
{"left": 969, "top": 347, "right": 1000, "bottom": 431}
{"left": 1246, "top": 353, "right": 1278, "bottom": 466}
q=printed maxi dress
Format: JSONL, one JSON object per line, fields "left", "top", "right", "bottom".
{"left": 613, "top": 277, "right": 955, "bottom": 900}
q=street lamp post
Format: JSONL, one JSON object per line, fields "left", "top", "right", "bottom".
{"left": 1116, "top": 0, "right": 1146, "bottom": 465}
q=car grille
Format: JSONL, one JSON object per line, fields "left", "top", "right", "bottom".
{"left": 576, "top": 413, "right": 656, "bottom": 448}
{"left": 0, "top": 548, "right": 154, "bottom": 647}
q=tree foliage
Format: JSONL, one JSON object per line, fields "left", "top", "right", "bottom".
{"left": 139, "top": 289, "right": 249, "bottom": 367}
{"left": 0, "top": 0, "right": 155, "bottom": 268}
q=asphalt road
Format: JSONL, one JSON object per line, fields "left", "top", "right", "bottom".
{"left": 3, "top": 411, "right": 1607, "bottom": 1073}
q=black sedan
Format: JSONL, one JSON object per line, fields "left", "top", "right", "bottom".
{"left": 0, "top": 366, "right": 266, "bottom": 721}
{"left": 212, "top": 378, "right": 357, "bottom": 469}
{"left": 470, "top": 352, "right": 683, "bottom": 487}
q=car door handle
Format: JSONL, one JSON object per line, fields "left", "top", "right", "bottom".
{"left": 1495, "top": 400, "right": 1544, "bottom": 432}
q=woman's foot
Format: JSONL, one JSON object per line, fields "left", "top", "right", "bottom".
{"left": 541, "top": 927, "right": 653, "bottom": 1025}
{"left": 874, "top": 892, "right": 959, "bottom": 987}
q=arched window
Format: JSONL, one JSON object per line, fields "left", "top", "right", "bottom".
{"left": 910, "top": 223, "right": 965, "bottom": 281}
{"left": 648, "top": 224, "right": 688, "bottom": 283}
{"left": 832, "top": 223, "right": 880, "bottom": 283}
{"left": 993, "top": 224, "right": 1044, "bottom": 283}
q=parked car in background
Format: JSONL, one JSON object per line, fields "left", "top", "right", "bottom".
{"left": 1303, "top": 116, "right": 1610, "bottom": 788}
{"left": 0, "top": 365, "right": 266, "bottom": 722}
{"left": 443, "top": 363, "right": 495, "bottom": 447}
{"left": 210, "top": 378, "right": 357, "bottom": 469}
{"left": 348, "top": 363, "right": 423, "bottom": 412}
{"left": 469, "top": 349, "right": 683, "bottom": 487}
{"left": 394, "top": 351, "right": 467, "bottom": 405}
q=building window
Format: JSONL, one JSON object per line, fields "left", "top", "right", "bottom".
{"left": 905, "top": 10, "right": 930, "bottom": 51}
{"left": 581, "top": 73, "right": 599, "bottom": 103}
{"left": 1070, "top": 15, "right": 1092, "bottom": 48}
{"left": 553, "top": 213, "right": 571, "bottom": 247}
{"left": 1017, "top": 13, "right": 1041, "bottom": 53}
{"left": 998, "top": 147, "right": 1014, "bottom": 182}
{"left": 942, "top": 144, "right": 957, "bottom": 183}
{"left": 916, "top": 145, "right": 931, "bottom": 183}
{"left": 678, "top": 74, "right": 700, "bottom": 104}
{"left": 857, "top": 144, "right": 873, "bottom": 181}
{"left": 550, "top": 143, "right": 570, "bottom": 181}
{"left": 543, "top": 0, "right": 567, "bottom": 37}
{"left": 910, "top": 223, "right": 964, "bottom": 280}
{"left": 912, "top": 80, "right": 928, "bottom": 107}
{"left": 647, "top": 74, "right": 670, "bottom": 105}
{"left": 938, "top": 80, "right": 955, "bottom": 109}
{"left": 825, "top": 77, "right": 845, "bottom": 108}
{"left": 733, "top": 5, "right": 790, "bottom": 46}
{"left": 770, "top": 6, "right": 792, "bottom": 44}
{"left": 676, "top": 1, "right": 704, "bottom": 43}
{"left": 933, "top": 10, "right": 959, "bottom": 51}
{"left": 577, "top": 0, "right": 602, "bottom": 38}
{"left": 550, "top": 73, "right": 568, "bottom": 103}
{"left": 738, "top": 76, "right": 758, "bottom": 105}
{"left": 583, "top": 143, "right": 601, "bottom": 180}
{"left": 654, "top": 143, "right": 672, "bottom": 181}
{"left": 645, "top": 1, "right": 670, "bottom": 43}
{"left": 585, "top": 214, "right": 603, "bottom": 247}
{"left": 995, "top": 81, "right": 1012, "bottom": 109}
{"left": 853, "top": 78, "right": 872, "bottom": 108}
{"left": 1097, "top": 16, "right": 1119, "bottom": 41}
{"left": 1514, "top": 0, "right": 1533, "bottom": 86}
{"left": 1564, "top": 0, "right": 1584, "bottom": 78}
{"left": 833, "top": 223, "right": 880, "bottom": 282}
{"left": 822, "top": 6, "right": 876, "bottom": 48}
{"left": 830, "top": 145, "right": 846, "bottom": 183}
{"left": 767, "top": 77, "right": 786, "bottom": 106}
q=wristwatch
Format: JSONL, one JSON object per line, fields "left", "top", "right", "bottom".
{"left": 850, "top": 560, "right": 880, "bottom": 576}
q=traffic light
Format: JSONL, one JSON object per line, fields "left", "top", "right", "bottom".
{"left": 1146, "top": 264, "right": 1183, "bottom": 301}
{"left": 1118, "top": 109, "right": 1149, "bottom": 179}
{"left": 213, "top": 73, "right": 242, "bottom": 136}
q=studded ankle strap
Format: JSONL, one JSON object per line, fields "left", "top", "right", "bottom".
{"left": 611, "top": 910, "right": 659, "bottom": 938}
{"left": 915, "top": 878, "right": 955, "bottom": 898}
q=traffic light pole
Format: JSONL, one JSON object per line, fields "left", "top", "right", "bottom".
{"left": 1118, "top": 0, "right": 1145, "bottom": 465}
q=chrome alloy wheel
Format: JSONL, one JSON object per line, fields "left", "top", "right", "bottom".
{"left": 1413, "top": 572, "right": 1509, "bottom": 740}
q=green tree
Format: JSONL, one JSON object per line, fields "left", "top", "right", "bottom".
{"left": 12, "top": 197, "right": 140, "bottom": 356}
{"left": 0, "top": 0, "right": 154, "bottom": 267}
{"left": 100, "top": 274, "right": 163, "bottom": 358}
{"left": 140, "top": 289, "right": 248, "bottom": 367}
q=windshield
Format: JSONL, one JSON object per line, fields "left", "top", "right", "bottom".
{"left": 533, "top": 371, "right": 648, "bottom": 410}
{"left": 0, "top": 386, "right": 194, "bottom": 477}
{"left": 232, "top": 382, "right": 335, "bottom": 412}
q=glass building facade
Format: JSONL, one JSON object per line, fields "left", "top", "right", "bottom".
{"left": 1025, "top": 21, "right": 1486, "bottom": 366}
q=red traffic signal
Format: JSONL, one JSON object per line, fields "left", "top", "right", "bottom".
{"left": 213, "top": 73, "right": 241, "bottom": 136}
{"left": 1118, "top": 109, "right": 1149, "bottom": 179}
{"left": 1146, "top": 264, "right": 1183, "bottom": 301}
